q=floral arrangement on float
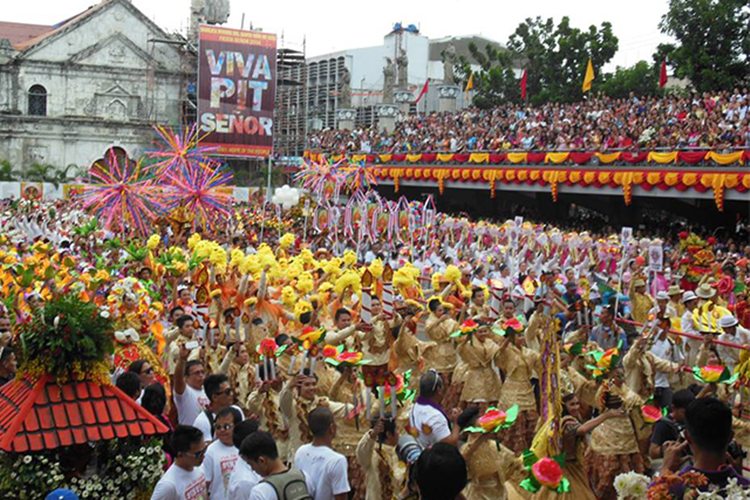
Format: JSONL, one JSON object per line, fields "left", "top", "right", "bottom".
{"left": 614, "top": 470, "right": 750, "bottom": 500}
{"left": 0, "top": 294, "right": 169, "bottom": 500}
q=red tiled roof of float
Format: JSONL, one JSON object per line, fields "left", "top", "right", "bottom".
{"left": 0, "top": 21, "right": 54, "bottom": 48}
{"left": 0, "top": 375, "right": 169, "bottom": 453}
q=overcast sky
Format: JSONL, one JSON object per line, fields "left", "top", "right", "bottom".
{"left": 3, "top": 0, "right": 673, "bottom": 70}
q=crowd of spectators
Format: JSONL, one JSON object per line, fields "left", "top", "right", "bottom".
{"left": 309, "top": 89, "right": 750, "bottom": 154}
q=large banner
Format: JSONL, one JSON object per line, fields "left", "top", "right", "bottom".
{"left": 198, "top": 26, "right": 277, "bottom": 158}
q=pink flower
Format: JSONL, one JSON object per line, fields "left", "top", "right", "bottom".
{"left": 531, "top": 458, "right": 563, "bottom": 489}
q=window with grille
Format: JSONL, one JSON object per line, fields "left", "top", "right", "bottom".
{"left": 28, "top": 85, "right": 47, "bottom": 116}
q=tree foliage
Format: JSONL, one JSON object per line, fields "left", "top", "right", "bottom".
{"left": 601, "top": 61, "right": 660, "bottom": 99}
{"left": 507, "top": 16, "right": 619, "bottom": 104}
{"left": 455, "top": 43, "right": 521, "bottom": 109}
{"left": 659, "top": 0, "right": 750, "bottom": 91}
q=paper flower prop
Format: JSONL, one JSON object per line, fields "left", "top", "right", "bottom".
{"left": 450, "top": 319, "right": 479, "bottom": 338}
{"left": 495, "top": 316, "right": 525, "bottom": 336}
{"left": 562, "top": 342, "right": 584, "bottom": 356}
{"left": 641, "top": 405, "right": 663, "bottom": 424}
{"left": 324, "top": 344, "right": 370, "bottom": 368}
{"left": 322, "top": 345, "right": 338, "bottom": 359}
{"left": 464, "top": 405, "right": 519, "bottom": 434}
{"left": 585, "top": 341, "right": 622, "bottom": 380}
{"left": 379, "top": 370, "right": 417, "bottom": 405}
{"left": 692, "top": 365, "right": 738, "bottom": 385}
{"left": 342, "top": 160, "right": 378, "bottom": 193}
{"left": 260, "top": 339, "right": 278, "bottom": 356}
{"left": 520, "top": 452, "right": 569, "bottom": 494}
{"left": 297, "top": 326, "right": 325, "bottom": 346}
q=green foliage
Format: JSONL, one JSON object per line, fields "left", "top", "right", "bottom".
{"left": 507, "top": 16, "right": 619, "bottom": 104}
{"left": 659, "top": 0, "right": 750, "bottom": 92}
{"left": 18, "top": 294, "right": 114, "bottom": 380}
{"left": 601, "top": 61, "right": 660, "bottom": 99}
{"left": 455, "top": 43, "right": 521, "bottom": 108}
{"left": 22, "top": 163, "right": 80, "bottom": 188}
{"left": 0, "top": 159, "right": 18, "bottom": 181}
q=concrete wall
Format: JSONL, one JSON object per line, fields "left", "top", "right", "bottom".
{"left": 0, "top": 0, "right": 184, "bottom": 172}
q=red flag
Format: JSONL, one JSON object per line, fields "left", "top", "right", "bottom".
{"left": 659, "top": 60, "right": 668, "bottom": 89}
{"left": 414, "top": 79, "right": 429, "bottom": 104}
{"left": 520, "top": 69, "right": 528, "bottom": 100}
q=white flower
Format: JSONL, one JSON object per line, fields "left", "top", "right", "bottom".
{"left": 23, "top": 456, "right": 32, "bottom": 464}
{"left": 100, "top": 310, "right": 110, "bottom": 319}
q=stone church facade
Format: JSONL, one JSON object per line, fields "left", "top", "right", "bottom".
{"left": 0, "top": 0, "right": 186, "bottom": 173}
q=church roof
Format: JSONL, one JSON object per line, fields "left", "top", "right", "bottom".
{"left": 0, "top": 375, "right": 169, "bottom": 453}
{"left": 0, "top": 21, "right": 54, "bottom": 49}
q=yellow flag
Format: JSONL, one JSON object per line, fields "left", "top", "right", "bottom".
{"left": 582, "top": 59, "right": 595, "bottom": 93}
{"left": 465, "top": 73, "right": 474, "bottom": 94}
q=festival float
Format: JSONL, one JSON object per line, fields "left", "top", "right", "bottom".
{"left": 0, "top": 294, "right": 168, "bottom": 500}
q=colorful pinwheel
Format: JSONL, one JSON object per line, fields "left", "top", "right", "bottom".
{"left": 342, "top": 160, "right": 378, "bottom": 193}
{"left": 163, "top": 160, "right": 233, "bottom": 232}
{"left": 80, "top": 151, "right": 167, "bottom": 236}
{"left": 147, "top": 124, "right": 217, "bottom": 177}
{"left": 294, "top": 156, "right": 346, "bottom": 201}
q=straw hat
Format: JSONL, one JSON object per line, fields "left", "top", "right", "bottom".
{"left": 633, "top": 279, "right": 646, "bottom": 288}
{"left": 667, "top": 285, "right": 683, "bottom": 296}
{"left": 681, "top": 291, "right": 698, "bottom": 304}
{"left": 695, "top": 283, "right": 716, "bottom": 299}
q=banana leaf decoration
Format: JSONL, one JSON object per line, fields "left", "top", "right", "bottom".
{"left": 73, "top": 219, "right": 98, "bottom": 238}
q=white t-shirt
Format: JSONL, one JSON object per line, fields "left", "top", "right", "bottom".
{"left": 202, "top": 440, "right": 238, "bottom": 500}
{"left": 193, "top": 405, "right": 244, "bottom": 442}
{"left": 410, "top": 402, "right": 451, "bottom": 449}
{"left": 293, "top": 444, "right": 350, "bottom": 500}
{"left": 151, "top": 463, "right": 208, "bottom": 500}
{"left": 175, "top": 384, "right": 210, "bottom": 426}
{"left": 226, "top": 458, "right": 261, "bottom": 500}
{"left": 248, "top": 471, "right": 317, "bottom": 500}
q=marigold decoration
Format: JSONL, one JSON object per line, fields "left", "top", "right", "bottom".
{"left": 520, "top": 451, "right": 570, "bottom": 493}
{"left": 641, "top": 404, "right": 663, "bottom": 424}
{"left": 693, "top": 364, "right": 738, "bottom": 385}
{"left": 464, "top": 405, "right": 519, "bottom": 434}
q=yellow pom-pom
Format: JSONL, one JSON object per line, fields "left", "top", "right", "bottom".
{"left": 343, "top": 250, "right": 357, "bottom": 268}
{"left": 187, "top": 233, "right": 202, "bottom": 249}
{"left": 444, "top": 265, "right": 461, "bottom": 284}
{"left": 147, "top": 234, "right": 160, "bottom": 250}
{"left": 368, "top": 259, "right": 384, "bottom": 279}
{"left": 279, "top": 233, "right": 295, "bottom": 249}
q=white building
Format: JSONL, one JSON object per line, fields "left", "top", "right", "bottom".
{"left": 0, "top": 0, "right": 186, "bottom": 174}
{"left": 304, "top": 24, "right": 518, "bottom": 131}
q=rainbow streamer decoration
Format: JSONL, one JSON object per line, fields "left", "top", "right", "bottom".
{"left": 80, "top": 150, "right": 167, "bottom": 236}
{"left": 147, "top": 124, "right": 217, "bottom": 177}
{"left": 294, "top": 156, "right": 346, "bottom": 201}
{"left": 163, "top": 160, "right": 233, "bottom": 232}
{"left": 342, "top": 160, "right": 378, "bottom": 193}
